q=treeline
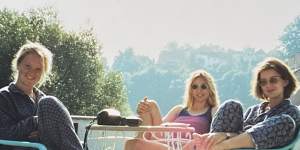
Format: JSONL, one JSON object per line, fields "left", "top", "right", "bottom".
{"left": 112, "top": 46, "right": 282, "bottom": 114}
{"left": 112, "top": 16, "right": 300, "bottom": 114}
{"left": 1, "top": 7, "right": 298, "bottom": 116}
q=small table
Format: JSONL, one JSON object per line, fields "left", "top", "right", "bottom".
{"left": 87, "top": 125, "right": 195, "bottom": 150}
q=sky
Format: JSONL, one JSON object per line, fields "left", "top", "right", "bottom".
{"left": 1, "top": 0, "right": 300, "bottom": 65}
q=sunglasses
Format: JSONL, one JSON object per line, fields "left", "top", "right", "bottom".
{"left": 191, "top": 83, "right": 208, "bottom": 90}
{"left": 258, "top": 76, "right": 282, "bottom": 87}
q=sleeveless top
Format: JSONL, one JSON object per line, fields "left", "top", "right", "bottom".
{"left": 173, "top": 107, "right": 212, "bottom": 134}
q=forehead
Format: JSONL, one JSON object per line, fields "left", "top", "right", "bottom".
{"left": 20, "top": 52, "right": 43, "bottom": 67}
{"left": 259, "top": 69, "right": 280, "bottom": 79}
{"left": 192, "top": 76, "right": 206, "bottom": 83}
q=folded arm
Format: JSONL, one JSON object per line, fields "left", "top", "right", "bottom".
{"left": 0, "top": 109, "right": 38, "bottom": 140}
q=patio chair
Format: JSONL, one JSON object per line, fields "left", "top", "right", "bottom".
{"left": 239, "top": 130, "right": 300, "bottom": 150}
{"left": 0, "top": 139, "right": 47, "bottom": 150}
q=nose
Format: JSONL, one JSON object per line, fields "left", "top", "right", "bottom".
{"left": 195, "top": 87, "right": 204, "bottom": 92}
{"left": 26, "top": 69, "right": 38, "bottom": 79}
{"left": 27, "top": 72, "right": 35, "bottom": 79}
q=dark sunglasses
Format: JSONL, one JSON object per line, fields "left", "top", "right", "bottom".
{"left": 258, "top": 76, "right": 282, "bottom": 87}
{"left": 191, "top": 83, "right": 208, "bottom": 90}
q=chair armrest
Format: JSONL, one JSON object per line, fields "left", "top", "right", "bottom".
{"left": 0, "top": 140, "right": 47, "bottom": 150}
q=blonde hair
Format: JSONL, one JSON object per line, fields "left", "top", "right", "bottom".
{"left": 11, "top": 41, "right": 53, "bottom": 87}
{"left": 183, "top": 69, "right": 220, "bottom": 108}
{"left": 251, "top": 57, "right": 299, "bottom": 100}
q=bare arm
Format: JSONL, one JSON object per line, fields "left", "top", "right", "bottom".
{"left": 192, "top": 132, "right": 253, "bottom": 150}
{"left": 211, "top": 106, "right": 219, "bottom": 117}
{"left": 213, "top": 132, "right": 255, "bottom": 150}
{"left": 162, "top": 105, "right": 183, "bottom": 123}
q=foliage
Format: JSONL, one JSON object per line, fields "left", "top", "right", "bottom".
{"left": 112, "top": 48, "right": 154, "bottom": 73}
{"left": 113, "top": 15, "right": 299, "bottom": 114}
{"left": 281, "top": 16, "right": 300, "bottom": 57}
{"left": 113, "top": 43, "right": 285, "bottom": 114}
{"left": 0, "top": 8, "right": 130, "bottom": 115}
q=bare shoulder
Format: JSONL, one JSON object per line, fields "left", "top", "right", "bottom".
{"left": 211, "top": 106, "right": 219, "bottom": 116}
{"left": 163, "top": 104, "right": 185, "bottom": 122}
{"left": 170, "top": 104, "right": 185, "bottom": 113}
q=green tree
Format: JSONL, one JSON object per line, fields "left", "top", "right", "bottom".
{"left": 0, "top": 8, "right": 130, "bottom": 115}
{"left": 112, "top": 48, "right": 154, "bottom": 73}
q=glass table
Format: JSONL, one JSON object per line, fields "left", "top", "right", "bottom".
{"left": 86, "top": 124, "right": 195, "bottom": 150}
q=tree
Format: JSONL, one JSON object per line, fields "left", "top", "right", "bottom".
{"left": 0, "top": 8, "right": 130, "bottom": 115}
{"left": 113, "top": 43, "right": 282, "bottom": 113}
{"left": 128, "top": 67, "right": 182, "bottom": 114}
{"left": 280, "top": 16, "right": 300, "bottom": 57}
{"left": 112, "top": 48, "right": 154, "bottom": 73}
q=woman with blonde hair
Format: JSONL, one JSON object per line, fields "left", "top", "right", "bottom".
{"left": 125, "top": 69, "right": 220, "bottom": 150}
{"left": 0, "top": 42, "right": 83, "bottom": 150}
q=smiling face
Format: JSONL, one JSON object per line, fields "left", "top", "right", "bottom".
{"left": 16, "top": 52, "right": 44, "bottom": 89}
{"left": 259, "top": 69, "right": 288, "bottom": 101}
{"left": 191, "top": 77, "right": 210, "bottom": 104}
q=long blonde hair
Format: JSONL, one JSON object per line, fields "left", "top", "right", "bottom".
{"left": 183, "top": 69, "right": 220, "bottom": 108}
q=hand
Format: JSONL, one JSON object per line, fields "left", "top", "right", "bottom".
{"left": 192, "top": 133, "right": 208, "bottom": 150}
{"left": 28, "top": 131, "right": 39, "bottom": 138}
{"left": 192, "top": 132, "right": 227, "bottom": 150}
{"left": 182, "top": 140, "right": 196, "bottom": 150}
{"left": 137, "top": 97, "right": 151, "bottom": 115}
{"left": 202, "top": 132, "right": 227, "bottom": 150}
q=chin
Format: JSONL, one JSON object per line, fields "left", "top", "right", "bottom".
{"left": 266, "top": 95, "right": 282, "bottom": 101}
{"left": 195, "top": 98, "right": 207, "bottom": 103}
{"left": 24, "top": 81, "right": 36, "bottom": 87}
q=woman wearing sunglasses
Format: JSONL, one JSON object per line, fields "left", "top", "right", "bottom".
{"left": 190, "top": 57, "right": 300, "bottom": 150}
{"left": 125, "top": 69, "right": 220, "bottom": 150}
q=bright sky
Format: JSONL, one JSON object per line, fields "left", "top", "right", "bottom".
{"left": 1, "top": 0, "right": 300, "bottom": 65}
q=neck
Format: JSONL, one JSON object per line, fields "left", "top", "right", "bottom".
{"left": 268, "top": 95, "right": 284, "bottom": 108}
{"left": 190, "top": 100, "right": 209, "bottom": 113}
{"left": 15, "top": 80, "right": 34, "bottom": 96}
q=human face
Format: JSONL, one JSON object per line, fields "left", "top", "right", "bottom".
{"left": 259, "top": 69, "right": 288, "bottom": 101}
{"left": 191, "top": 77, "right": 210, "bottom": 103}
{"left": 16, "top": 53, "right": 44, "bottom": 89}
